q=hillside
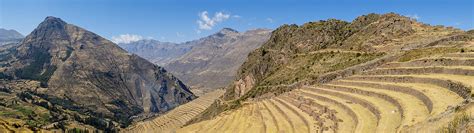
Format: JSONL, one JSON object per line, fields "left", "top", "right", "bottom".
{"left": 165, "top": 28, "right": 271, "bottom": 94}
{"left": 0, "top": 17, "right": 195, "bottom": 132}
{"left": 180, "top": 43, "right": 474, "bottom": 132}
{"left": 227, "top": 13, "right": 461, "bottom": 99}
{"left": 118, "top": 40, "right": 193, "bottom": 65}
{"left": 180, "top": 13, "right": 473, "bottom": 132}
{"left": 125, "top": 89, "right": 225, "bottom": 132}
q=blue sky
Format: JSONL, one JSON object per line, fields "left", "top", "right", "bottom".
{"left": 1, "top": 0, "right": 473, "bottom": 43}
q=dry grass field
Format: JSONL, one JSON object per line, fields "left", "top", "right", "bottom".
{"left": 125, "top": 89, "right": 225, "bottom": 133}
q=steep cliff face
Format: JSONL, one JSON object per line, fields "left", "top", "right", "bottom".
{"left": 0, "top": 17, "right": 196, "bottom": 128}
{"left": 165, "top": 28, "right": 271, "bottom": 94}
{"left": 227, "top": 13, "right": 460, "bottom": 99}
{"left": 118, "top": 40, "right": 193, "bottom": 65}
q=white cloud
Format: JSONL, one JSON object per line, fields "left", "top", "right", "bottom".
{"left": 197, "top": 11, "right": 230, "bottom": 30}
{"left": 111, "top": 34, "right": 143, "bottom": 44}
{"left": 266, "top": 18, "right": 274, "bottom": 23}
{"left": 406, "top": 14, "right": 420, "bottom": 20}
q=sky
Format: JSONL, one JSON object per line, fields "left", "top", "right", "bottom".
{"left": 1, "top": 0, "right": 473, "bottom": 43}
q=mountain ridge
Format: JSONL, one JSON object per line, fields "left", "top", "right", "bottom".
{"left": 118, "top": 39, "right": 193, "bottom": 65}
{"left": 119, "top": 28, "right": 272, "bottom": 95}
{"left": 0, "top": 28, "right": 23, "bottom": 40}
{"left": 0, "top": 16, "right": 196, "bottom": 131}
{"left": 164, "top": 28, "right": 272, "bottom": 94}
{"left": 0, "top": 28, "right": 24, "bottom": 45}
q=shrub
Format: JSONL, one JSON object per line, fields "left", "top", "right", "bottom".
{"left": 438, "top": 112, "right": 471, "bottom": 132}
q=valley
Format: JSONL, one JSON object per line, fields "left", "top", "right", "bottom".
{"left": 0, "top": 7, "right": 472, "bottom": 133}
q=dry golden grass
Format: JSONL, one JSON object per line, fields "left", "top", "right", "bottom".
{"left": 176, "top": 98, "right": 316, "bottom": 133}
{"left": 314, "top": 86, "right": 401, "bottom": 132}
{"left": 261, "top": 100, "right": 294, "bottom": 133}
{"left": 442, "top": 52, "right": 474, "bottom": 58}
{"left": 256, "top": 102, "right": 279, "bottom": 133}
{"left": 327, "top": 83, "right": 430, "bottom": 127}
{"left": 403, "top": 103, "right": 474, "bottom": 132}
{"left": 299, "top": 89, "right": 378, "bottom": 133}
{"left": 376, "top": 66, "right": 474, "bottom": 70}
{"left": 0, "top": 118, "right": 33, "bottom": 133}
{"left": 392, "top": 74, "right": 474, "bottom": 93}
{"left": 344, "top": 80, "right": 464, "bottom": 115}
{"left": 125, "top": 89, "right": 224, "bottom": 133}
{"left": 270, "top": 99, "right": 310, "bottom": 133}
{"left": 291, "top": 92, "right": 356, "bottom": 133}
{"left": 435, "top": 56, "right": 474, "bottom": 60}
{"left": 274, "top": 97, "right": 317, "bottom": 132}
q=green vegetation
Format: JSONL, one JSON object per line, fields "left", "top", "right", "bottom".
{"left": 437, "top": 112, "right": 471, "bottom": 133}
{"left": 0, "top": 72, "right": 13, "bottom": 79}
{"left": 62, "top": 47, "right": 73, "bottom": 61}
{"left": 398, "top": 47, "right": 460, "bottom": 62}
{"left": 260, "top": 52, "right": 384, "bottom": 86}
{"left": 14, "top": 49, "right": 57, "bottom": 86}
{"left": 108, "top": 99, "right": 143, "bottom": 127}
{"left": 67, "top": 128, "right": 91, "bottom": 133}
{"left": 0, "top": 104, "right": 51, "bottom": 128}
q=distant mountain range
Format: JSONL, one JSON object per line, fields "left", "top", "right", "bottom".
{"left": 119, "top": 28, "right": 271, "bottom": 94}
{"left": 166, "top": 28, "right": 271, "bottom": 94}
{"left": 0, "top": 28, "right": 24, "bottom": 45}
{"left": 118, "top": 40, "right": 193, "bottom": 66}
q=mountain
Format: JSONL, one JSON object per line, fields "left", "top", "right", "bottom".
{"left": 226, "top": 13, "right": 459, "bottom": 99}
{"left": 0, "top": 16, "right": 195, "bottom": 131}
{"left": 187, "top": 13, "right": 465, "bottom": 125}
{"left": 118, "top": 40, "right": 193, "bottom": 65}
{"left": 0, "top": 28, "right": 24, "bottom": 45}
{"left": 165, "top": 28, "right": 271, "bottom": 94}
{"left": 0, "top": 28, "right": 23, "bottom": 40}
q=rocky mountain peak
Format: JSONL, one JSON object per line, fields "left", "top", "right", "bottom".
{"left": 0, "top": 16, "right": 196, "bottom": 128}
{"left": 25, "top": 16, "right": 70, "bottom": 43}
{"left": 44, "top": 16, "right": 65, "bottom": 22}
{"left": 38, "top": 16, "right": 67, "bottom": 30}
{"left": 215, "top": 28, "right": 239, "bottom": 37}
{"left": 220, "top": 28, "right": 239, "bottom": 33}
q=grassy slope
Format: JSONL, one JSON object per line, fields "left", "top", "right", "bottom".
{"left": 186, "top": 13, "right": 466, "bottom": 128}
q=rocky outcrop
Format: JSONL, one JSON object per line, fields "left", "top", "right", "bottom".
{"left": 233, "top": 75, "right": 256, "bottom": 98}
{"left": 0, "top": 16, "right": 196, "bottom": 129}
